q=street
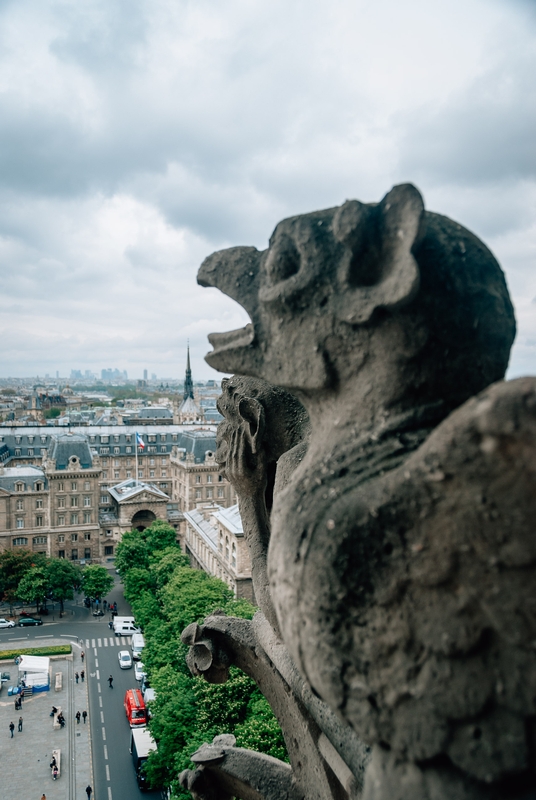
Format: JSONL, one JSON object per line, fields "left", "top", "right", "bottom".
{"left": 0, "top": 573, "right": 164, "bottom": 800}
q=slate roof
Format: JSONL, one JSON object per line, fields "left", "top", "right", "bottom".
{"left": 48, "top": 433, "right": 94, "bottom": 469}
{"left": 183, "top": 507, "right": 219, "bottom": 551}
{"left": 0, "top": 465, "right": 47, "bottom": 492}
{"left": 137, "top": 407, "right": 173, "bottom": 419}
{"left": 107, "top": 478, "right": 169, "bottom": 503}
{"left": 213, "top": 504, "right": 243, "bottom": 535}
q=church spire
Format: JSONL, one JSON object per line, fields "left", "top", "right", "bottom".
{"left": 183, "top": 342, "right": 194, "bottom": 400}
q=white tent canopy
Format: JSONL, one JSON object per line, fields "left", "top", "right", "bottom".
{"left": 18, "top": 655, "right": 50, "bottom": 673}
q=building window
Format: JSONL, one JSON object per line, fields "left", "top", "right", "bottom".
{"left": 195, "top": 489, "right": 201, "bottom": 499}
{"left": 90, "top": 436, "right": 96, "bottom": 443}
{"left": 35, "top": 481, "right": 44, "bottom": 491}
{"left": 58, "top": 534, "right": 65, "bottom": 543}
{"left": 58, "top": 550, "right": 65, "bottom": 558}
{"left": 28, "top": 448, "right": 34, "bottom": 456}
{"left": 84, "top": 481, "right": 91, "bottom": 491}
{"left": 138, "top": 471, "right": 143, "bottom": 479}
{"left": 84, "top": 548, "right": 91, "bottom": 559}
{"left": 100, "top": 496, "right": 108, "bottom": 504}
{"left": 219, "top": 534, "right": 223, "bottom": 553}
{"left": 149, "top": 458, "right": 155, "bottom": 466}
{"left": 225, "top": 537, "right": 230, "bottom": 561}
{"left": 161, "top": 458, "right": 167, "bottom": 465}
{"left": 57, "top": 515, "right": 65, "bottom": 526}
{"left": 161, "top": 446, "right": 167, "bottom": 453}
{"left": 114, "top": 447, "right": 120, "bottom": 454}
{"left": 206, "top": 488, "right": 213, "bottom": 499}
{"left": 148, "top": 446, "right": 157, "bottom": 453}
{"left": 33, "top": 536, "right": 47, "bottom": 545}
{"left": 84, "top": 512, "right": 91, "bottom": 524}
{"left": 15, "top": 482, "right": 24, "bottom": 492}
{"left": 35, "top": 516, "right": 43, "bottom": 527}
{"left": 100, "top": 436, "right": 109, "bottom": 443}
{"left": 102, "top": 471, "right": 108, "bottom": 479}
{"left": 218, "top": 475, "right": 223, "bottom": 482}
{"left": 57, "top": 482, "right": 64, "bottom": 491}
{"left": 150, "top": 470, "right": 155, "bottom": 478}
{"left": 113, "top": 459, "right": 120, "bottom": 467}
{"left": 125, "top": 435, "right": 132, "bottom": 443}
{"left": 126, "top": 458, "right": 132, "bottom": 466}
{"left": 160, "top": 434, "right": 167, "bottom": 442}
{"left": 232, "top": 542, "right": 236, "bottom": 567}
{"left": 148, "top": 435, "right": 156, "bottom": 443}
{"left": 161, "top": 470, "right": 167, "bottom": 477}
{"left": 207, "top": 475, "right": 213, "bottom": 484}
{"left": 36, "top": 498, "right": 43, "bottom": 509}
{"left": 126, "top": 471, "right": 132, "bottom": 478}
{"left": 100, "top": 447, "right": 109, "bottom": 454}
{"left": 16, "top": 519, "right": 24, "bottom": 529}
{"left": 217, "top": 487, "right": 224, "bottom": 498}
{"left": 83, "top": 496, "right": 91, "bottom": 507}
{"left": 161, "top": 483, "right": 168, "bottom": 489}
{"left": 126, "top": 446, "right": 132, "bottom": 454}
{"left": 13, "top": 537, "right": 28, "bottom": 545}
{"left": 104, "top": 545, "right": 114, "bottom": 555}
{"left": 14, "top": 449, "right": 21, "bottom": 457}
{"left": 28, "top": 436, "right": 34, "bottom": 444}
{"left": 71, "top": 549, "right": 78, "bottom": 560}
{"left": 16, "top": 499, "right": 24, "bottom": 511}
{"left": 70, "top": 513, "right": 79, "bottom": 525}
{"left": 71, "top": 482, "right": 77, "bottom": 491}
{"left": 114, "top": 471, "right": 120, "bottom": 479}
{"left": 195, "top": 475, "right": 201, "bottom": 484}
{"left": 114, "top": 435, "right": 120, "bottom": 443}
{"left": 101, "top": 458, "right": 108, "bottom": 465}
{"left": 84, "top": 532, "right": 91, "bottom": 540}
{"left": 41, "top": 436, "right": 47, "bottom": 444}
{"left": 15, "top": 436, "right": 21, "bottom": 445}
{"left": 58, "top": 497, "right": 65, "bottom": 508}
{"left": 71, "top": 533, "right": 78, "bottom": 542}
{"left": 71, "top": 496, "right": 78, "bottom": 507}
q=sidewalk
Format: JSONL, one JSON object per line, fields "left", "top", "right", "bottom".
{"left": 0, "top": 638, "right": 93, "bottom": 800}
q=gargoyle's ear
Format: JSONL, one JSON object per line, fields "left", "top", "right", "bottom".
{"left": 332, "top": 183, "right": 424, "bottom": 324}
{"left": 237, "top": 397, "right": 265, "bottom": 455}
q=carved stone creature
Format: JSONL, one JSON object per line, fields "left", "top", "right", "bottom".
{"left": 197, "top": 184, "right": 536, "bottom": 798}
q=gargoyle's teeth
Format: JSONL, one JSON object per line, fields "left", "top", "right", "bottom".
{"left": 207, "top": 323, "right": 255, "bottom": 354}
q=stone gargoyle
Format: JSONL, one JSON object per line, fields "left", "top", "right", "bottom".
{"left": 183, "top": 183, "right": 535, "bottom": 800}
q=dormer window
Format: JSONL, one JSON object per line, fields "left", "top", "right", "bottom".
{"left": 15, "top": 482, "right": 25, "bottom": 492}
{"left": 35, "top": 482, "right": 44, "bottom": 492}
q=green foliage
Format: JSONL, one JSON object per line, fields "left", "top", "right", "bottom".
{"left": 234, "top": 695, "right": 288, "bottom": 762}
{"left": 17, "top": 567, "right": 48, "bottom": 610}
{"left": 160, "top": 567, "right": 233, "bottom": 632}
{"left": 144, "top": 520, "right": 178, "bottom": 553}
{"left": 0, "top": 644, "right": 71, "bottom": 660}
{"left": 46, "top": 559, "right": 82, "bottom": 611}
{"left": 115, "top": 530, "right": 149, "bottom": 574}
{"left": 44, "top": 408, "right": 61, "bottom": 419}
{"left": 150, "top": 547, "right": 189, "bottom": 590}
{"left": 82, "top": 564, "right": 114, "bottom": 599}
{"left": 122, "top": 568, "right": 156, "bottom": 604}
{"left": 193, "top": 667, "right": 257, "bottom": 731}
{"left": 0, "top": 550, "right": 46, "bottom": 606}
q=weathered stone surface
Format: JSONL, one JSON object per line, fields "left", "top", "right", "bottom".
{"left": 188, "top": 184, "right": 535, "bottom": 798}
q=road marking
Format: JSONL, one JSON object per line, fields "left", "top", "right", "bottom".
{"left": 95, "top": 658, "right": 99, "bottom": 668}
{"left": 96, "top": 670, "right": 100, "bottom": 680}
{"left": 106, "top": 764, "right": 110, "bottom": 781}
{"left": 91, "top": 639, "right": 95, "bottom": 647}
{"left": 98, "top": 638, "right": 102, "bottom": 647}
{"left": 99, "top": 696, "right": 102, "bottom": 708}
{"left": 104, "top": 744, "right": 108, "bottom": 760}
{"left": 8, "top": 637, "right": 26, "bottom": 641}
{"left": 35, "top": 633, "right": 54, "bottom": 638}
{"left": 101, "top": 711, "right": 104, "bottom": 723}
{"left": 108, "top": 788, "right": 112, "bottom": 800}
{"left": 104, "top": 638, "right": 108, "bottom": 647}
{"left": 102, "top": 726, "right": 106, "bottom": 740}
{"left": 98, "top": 683, "right": 101, "bottom": 693}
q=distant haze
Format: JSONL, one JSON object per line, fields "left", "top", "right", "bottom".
{"left": 0, "top": 0, "right": 534, "bottom": 381}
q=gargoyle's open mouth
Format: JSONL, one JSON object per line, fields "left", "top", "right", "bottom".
{"left": 207, "top": 323, "right": 255, "bottom": 356}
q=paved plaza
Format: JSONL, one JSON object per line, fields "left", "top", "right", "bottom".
{"left": 0, "top": 638, "right": 93, "bottom": 800}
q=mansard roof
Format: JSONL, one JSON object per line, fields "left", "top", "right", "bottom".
{"left": 0, "top": 465, "right": 47, "bottom": 492}
{"left": 107, "top": 478, "right": 169, "bottom": 503}
{"left": 48, "top": 433, "right": 94, "bottom": 469}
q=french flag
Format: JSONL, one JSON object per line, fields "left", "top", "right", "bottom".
{"left": 136, "top": 432, "right": 145, "bottom": 449}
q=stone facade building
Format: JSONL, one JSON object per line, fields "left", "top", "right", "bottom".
{"left": 183, "top": 504, "right": 253, "bottom": 602}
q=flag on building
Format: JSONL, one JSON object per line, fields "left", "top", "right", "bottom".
{"left": 136, "top": 432, "right": 145, "bottom": 449}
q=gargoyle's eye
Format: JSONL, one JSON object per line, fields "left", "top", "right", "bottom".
{"left": 265, "top": 234, "right": 300, "bottom": 284}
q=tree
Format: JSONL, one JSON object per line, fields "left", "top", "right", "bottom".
{"left": 115, "top": 530, "right": 149, "bottom": 575}
{"left": 46, "top": 559, "right": 82, "bottom": 612}
{"left": 144, "top": 520, "right": 178, "bottom": 553}
{"left": 0, "top": 550, "right": 46, "bottom": 612}
{"left": 17, "top": 567, "right": 48, "bottom": 612}
{"left": 150, "top": 547, "right": 189, "bottom": 590}
{"left": 82, "top": 564, "right": 114, "bottom": 599}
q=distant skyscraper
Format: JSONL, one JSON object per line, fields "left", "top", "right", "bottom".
{"left": 143, "top": 369, "right": 148, "bottom": 381}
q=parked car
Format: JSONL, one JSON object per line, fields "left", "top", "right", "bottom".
{"left": 18, "top": 617, "right": 43, "bottom": 627}
{"left": 0, "top": 618, "right": 15, "bottom": 629}
{"left": 118, "top": 650, "right": 132, "bottom": 669}
{"left": 93, "top": 610, "right": 104, "bottom": 617}
{"left": 134, "top": 661, "right": 146, "bottom": 682}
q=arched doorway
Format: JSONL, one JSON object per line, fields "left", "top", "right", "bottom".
{"left": 131, "top": 509, "right": 156, "bottom": 532}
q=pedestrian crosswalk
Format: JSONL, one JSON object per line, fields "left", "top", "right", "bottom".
{"left": 85, "top": 636, "right": 132, "bottom": 648}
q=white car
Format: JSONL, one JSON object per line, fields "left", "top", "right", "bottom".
{"left": 134, "top": 661, "right": 146, "bottom": 682}
{"left": 0, "top": 618, "right": 15, "bottom": 629}
{"left": 118, "top": 650, "right": 132, "bottom": 669}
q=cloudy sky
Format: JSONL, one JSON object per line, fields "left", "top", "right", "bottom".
{"left": 0, "top": 0, "right": 534, "bottom": 381}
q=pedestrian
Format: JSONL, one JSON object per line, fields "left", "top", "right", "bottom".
{"left": 75, "top": 711, "right": 81, "bottom": 724}
{"left": 75, "top": 672, "right": 79, "bottom": 684}
{"left": 52, "top": 765, "right": 58, "bottom": 781}
{"left": 103, "top": 599, "right": 107, "bottom": 609}
{"left": 18, "top": 716, "right": 22, "bottom": 732}
{"left": 86, "top": 784, "right": 92, "bottom": 799}
{"left": 9, "top": 721, "right": 15, "bottom": 737}
{"left": 108, "top": 674, "right": 113, "bottom": 688}
{"left": 80, "top": 669, "right": 85, "bottom": 682}
{"left": 81, "top": 650, "right": 85, "bottom": 663}
{"left": 82, "top": 710, "right": 87, "bottom": 723}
